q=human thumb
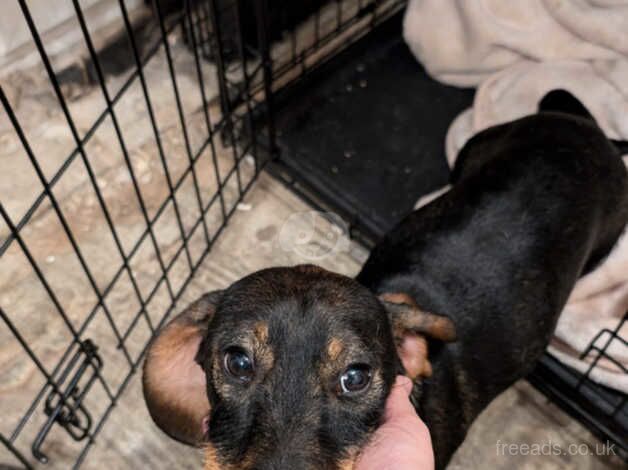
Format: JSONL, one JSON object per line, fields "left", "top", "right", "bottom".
{"left": 384, "top": 375, "right": 416, "bottom": 421}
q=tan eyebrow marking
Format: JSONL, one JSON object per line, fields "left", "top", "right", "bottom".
{"left": 327, "top": 337, "right": 344, "bottom": 361}
{"left": 254, "top": 321, "right": 269, "bottom": 344}
{"left": 252, "top": 321, "right": 274, "bottom": 371}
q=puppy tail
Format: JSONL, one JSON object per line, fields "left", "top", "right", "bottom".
{"left": 539, "top": 90, "right": 628, "bottom": 155}
{"left": 538, "top": 89, "right": 595, "bottom": 121}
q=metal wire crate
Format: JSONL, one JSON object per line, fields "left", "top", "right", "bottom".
{"left": 2, "top": 0, "right": 627, "bottom": 468}
{"left": 0, "top": 0, "right": 274, "bottom": 467}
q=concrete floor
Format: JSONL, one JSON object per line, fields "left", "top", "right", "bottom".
{"left": 0, "top": 4, "right": 625, "bottom": 469}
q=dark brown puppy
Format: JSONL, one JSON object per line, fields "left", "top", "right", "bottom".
{"left": 357, "top": 90, "right": 628, "bottom": 468}
{"left": 143, "top": 91, "right": 628, "bottom": 469}
{"left": 143, "top": 265, "right": 452, "bottom": 469}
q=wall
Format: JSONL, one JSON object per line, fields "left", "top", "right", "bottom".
{"left": 0, "top": 0, "right": 143, "bottom": 74}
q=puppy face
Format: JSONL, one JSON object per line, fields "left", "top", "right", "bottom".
{"left": 200, "top": 266, "right": 397, "bottom": 469}
{"left": 143, "top": 265, "right": 455, "bottom": 469}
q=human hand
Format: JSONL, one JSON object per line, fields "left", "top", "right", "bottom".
{"left": 355, "top": 375, "right": 434, "bottom": 470}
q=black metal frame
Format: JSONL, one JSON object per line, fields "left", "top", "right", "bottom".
{"left": 0, "top": 1, "right": 274, "bottom": 467}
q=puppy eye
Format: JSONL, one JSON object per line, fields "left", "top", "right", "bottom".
{"left": 339, "top": 364, "right": 372, "bottom": 394}
{"left": 223, "top": 346, "right": 254, "bottom": 382}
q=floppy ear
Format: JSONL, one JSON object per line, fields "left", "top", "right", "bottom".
{"left": 142, "top": 290, "right": 222, "bottom": 446}
{"left": 379, "top": 293, "right": 456, "bottom": 380}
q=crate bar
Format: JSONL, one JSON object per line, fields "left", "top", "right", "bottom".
{"left": 290, "top": 19, "right": 298, "bottom": 69}
{"left": 587, "top": 345, "right": 627, "bottom": 375}
{"left": 70, "top": 0, "right": 178, "bottom": 310}
{"left": 183, "top": 0, "right": 228, "bottom": 219}
{"left": 193, "top": 2, "right": 213, "bottom": 59}
{"left": 336, "top": 0, "right": 344, "bottom": 29}
{"left": 0, "top": 202, "right": 81, "bottom": 362}
{"left": 271, "top": 0, "right": 402, "bottom": 81}
{"left": 0, "top": 203, "right": 117, "bottom": 446}
{"left": 231, "top": 0, "right": 260, "bottom": 174}
{"left": 0, "top": 433, "right": 33, "bottom": 470}
{"left": 577, "top": 314, "right": 628, "bottom": 390}
{"left": 1, "top": 1, "right": 272, "bottom": 466}
{"left": 0, "top": 1, "right": 400, "bottom": 261}
{"left": 254, "top": 0, "right": 278, "bottom": 160}
{"left": 152, "top": 0, "right": 212, "bottom": 250}
{"left": 118, "top": 0, "right": 195, "bottom": 273}
{"left": 6, "top": 7, "right": 177, "bottom": 441}
{"left": 0, "top": 305, "right": 88, "bottom": 445}
{"left": 205, "top": 0, "right": 244, "bottom": 195}
{"left": 371, "top": 0, "right": 382, "bottom": 26}
{"left": 0, "top": 306, "right": 54, "bottom": 389}
{"left": 15, "top": 3, "right": 150, "bottom": 333}
{"left": 530, "top": 354, "right": 628, "bottom": 458}
{"left": 314, "top": 4, "right": 322, "bottom": 47}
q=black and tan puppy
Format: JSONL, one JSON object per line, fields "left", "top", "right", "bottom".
{"left": 143, "top": 91, "right": 628, "bottom": 469}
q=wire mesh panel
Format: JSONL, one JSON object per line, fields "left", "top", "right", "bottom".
{"left": 0, "top": 1, "right": 273, "bottom": 468}
{"left": 531, "top": 313, "right": 628, "bottom": 458}
{"left": 186, "top": 0, "right": 406, "bottom": 115}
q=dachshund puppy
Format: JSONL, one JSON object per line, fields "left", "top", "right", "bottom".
{"left": 143, "top": 91, "right": 628, "bottom": 469}
{"left": 143, "top": 265, "right": 453, "bottom": 469}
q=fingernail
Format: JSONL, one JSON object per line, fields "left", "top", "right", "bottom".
{"left": 395, "top": 375, "right": 413, "bottom": 395}
{"left": 202, "top": 415, "right": 210, "bottom": 435}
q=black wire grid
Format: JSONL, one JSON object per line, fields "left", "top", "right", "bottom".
{"left": 189, "top": 0, "right": 407, "bottom": 120}
{"left": 0, "top": 0, "right": 274, "bottom": 467}
{"left": 530, "top": 315, "right": 628, "bottom": 458}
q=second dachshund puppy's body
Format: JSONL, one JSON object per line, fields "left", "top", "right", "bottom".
{"left": 357, "top": 91, "right": 628, "bottom": 466}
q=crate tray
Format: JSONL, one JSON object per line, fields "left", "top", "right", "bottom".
{"left": 270, "top": 12, "right": 474, "bottom": 240}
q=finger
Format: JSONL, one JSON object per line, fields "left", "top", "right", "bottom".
{"left": 395, "top": 375, "right": 414, "bottom": 395}
{"left": 384, "top": 376, "right": 416, "bottom": 421}
{"left": 398, "top": 334, "right": 429, "bottom": 379}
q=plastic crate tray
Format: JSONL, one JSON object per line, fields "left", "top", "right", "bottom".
{"left": 270, "top": 13, "right": 474, "bottom": 240}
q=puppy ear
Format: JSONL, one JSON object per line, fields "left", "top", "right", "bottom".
{"left": 379, "top": 293, "right": 456, "bottom": 380}
{"left": 142, "top": 291, "right": 222, "bottom": 446}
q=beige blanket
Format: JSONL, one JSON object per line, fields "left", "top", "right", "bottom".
{"left": 403, "top": 0, "right": 628, "bottom": 87}
{"left": 406, "top": 0, "right": 628, "bottom": 392}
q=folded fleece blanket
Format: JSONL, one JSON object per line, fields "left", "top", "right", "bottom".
{"left": 403, "top": 0, "right": 628, "bottom": 87}
{"left": 406, "top": 0, "right": 628, "bottom": 393}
